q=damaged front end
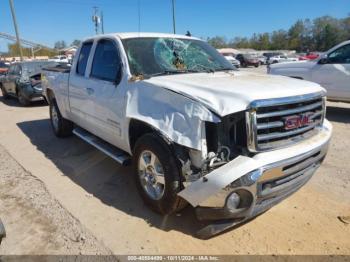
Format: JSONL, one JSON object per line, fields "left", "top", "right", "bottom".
{"left": 177, "top": 95, "right": 332, "bottom": 239}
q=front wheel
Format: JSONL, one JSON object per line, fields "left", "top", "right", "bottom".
{"left": 49, "top": 99, "right": 73, "bottom": 137}
{"left": 133, "top": 133, "right": 187, "bottom": 215}
{"left": 0, "top": 85, "right": 9, "bottom": 99}
{"left": 18, "top": 89, "right": 30, "bottom": 106}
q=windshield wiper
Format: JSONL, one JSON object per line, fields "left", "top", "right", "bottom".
{"left": 149, "top": 69, "right": 204, "bottom": 77}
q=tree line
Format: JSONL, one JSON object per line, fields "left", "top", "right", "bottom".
{"left": 4, "top": 39, "right": 82, "bottom": 58}
{"left": 207, "top": 15, "right": 350, "bottom": 52}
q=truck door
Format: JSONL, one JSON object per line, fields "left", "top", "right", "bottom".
{"left": 84, "top": 38, "right": 125, "bottom": 149}
{"left": 3, "top": 64, "right": 19, "bottom": 95}
{"left": 68, "top": 41, "right": 94, "bottom": 130}
{"left": 311, "top": 44, "right": 350, "bottom": 101}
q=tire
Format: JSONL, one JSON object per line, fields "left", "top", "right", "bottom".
{"left": 49, "top": 99, "right": 73, "bottom": 137}
{"left": 242, "top": 61, "right": 247, "bottom": 68}
{"left": 17, "top": 89, "right": 30, "bottom": 106}
{"left": 0, "top": 85, "right": 10, "bottom": 99}
{"left": 254, "top": 63, "right": 259, "bottom": 68}
{"left": 133, "top": 133, "right": 187, "bottom": 215}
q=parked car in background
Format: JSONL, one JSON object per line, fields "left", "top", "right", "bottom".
{"left": 268, "top": 55, "right": 298, "bottom": 64}
{"left": 269, "top": 40, "right": 350, "bottom": 102}
{"left": 299, "top": 53, "right": 320, "bottom": 61}
{"left": 0, "top": 61, "right": 57, "bottom": 105}
{"left": 223, "top": 55, "right": 240, "bottom": 68}
{"left": 49, "top": 55, "right": 69, "bottom": 63}
{"left": 42, "top": 33, "right": 331, "bottom": 239}
{"left": 0, "top": 61, "right": 9, "bottom": 75}
{"left": 262, "top": 52, "right": 283, "bottom": 59}
{"left": 236, "top": 53, "right": 259, "bottom": 67}
{"left": 258, "top": 55, "right": 267, "bottom": 65}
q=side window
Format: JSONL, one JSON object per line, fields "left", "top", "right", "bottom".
{"left": 91, "top": 39, "right": 121, "bottom": 82}
{"left": 328, "top": 44, "right": 350, "bottom": 64}
{"left": 76, "top": 42, "right": 93, "bottom": 76}
{"left": 8, "top": 65, "right": 16, "bottom": 75}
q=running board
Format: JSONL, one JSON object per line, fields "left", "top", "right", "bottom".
{"left": 73, "top": 127, "right": 131, "bottom": 166}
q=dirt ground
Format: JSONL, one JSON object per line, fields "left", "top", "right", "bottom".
{"left": 0, "top": 66, "right": 349, "bottom": 255}
{"left": 0, "top": 143, "right": 112, "bottom": 255}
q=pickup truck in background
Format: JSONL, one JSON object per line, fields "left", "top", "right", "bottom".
{"left": 268, "top": 40, "right": 350, "bottom": 102}
{"left": 267, "top": 55, "right": 298, "bottom": 64}
{"left": 42, "top": 33, "right": 332, "bottom": 239}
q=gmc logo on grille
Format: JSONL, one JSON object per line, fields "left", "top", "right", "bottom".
{"left": 283, "top": 112, "right": 314, "bottom": 130}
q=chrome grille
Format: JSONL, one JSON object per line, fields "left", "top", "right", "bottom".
{"left": 247, "top": 93, "right": 326, "bottom": 152}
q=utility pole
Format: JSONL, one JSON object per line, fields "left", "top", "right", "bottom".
{"left": 92, "top": 6, "right": 100, "bottom": 35}
{"left": 101, "top": 11, "right": 104, "bottom": 34}
{"left": 9, "top": 0, "right": 23, "bottom": 60}
{"left": 171, "top": 0, "right": 176, "bottom": 34}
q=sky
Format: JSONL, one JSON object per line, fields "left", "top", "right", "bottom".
{"left": 0, "top": 0, "right": 349, "bottom": 51}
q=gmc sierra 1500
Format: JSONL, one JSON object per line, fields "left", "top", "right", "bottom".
{"left": 42, "top": 33, "right": 332, "bottom": 239}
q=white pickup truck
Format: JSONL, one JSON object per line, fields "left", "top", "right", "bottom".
{"left": 269, "top": 40, "right": 350, "bottom": 102}
{"left": 42, "top": 33, "right": 332, "bottom": 239}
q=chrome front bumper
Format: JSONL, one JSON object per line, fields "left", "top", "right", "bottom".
{"left": 178, "top": 120, "right": 332, "bottom": 239}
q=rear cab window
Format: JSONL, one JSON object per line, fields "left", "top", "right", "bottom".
{"left": 76, "top": 42, "right": 93, "bottom": 76}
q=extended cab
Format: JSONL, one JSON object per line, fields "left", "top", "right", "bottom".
{"left": 268, "top": 40, "right": 350, "bottom": 102}
{"left": 42, "top": 33, "right": 332, "bottom": 239}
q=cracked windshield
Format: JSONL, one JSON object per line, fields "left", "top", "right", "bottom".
{"left": 122, "top": 37, "right": 235, "bottom": 77}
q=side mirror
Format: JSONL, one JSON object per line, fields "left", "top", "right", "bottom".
{"left": 318, "top": 57, "right": 329, "bottom": 65}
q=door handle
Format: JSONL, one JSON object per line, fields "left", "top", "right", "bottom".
{"left": 86, "top": 87, "right": 94, "bottom": 95}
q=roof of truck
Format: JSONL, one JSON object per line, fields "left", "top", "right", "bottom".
{"left": 84, "top": 32, "right": 201, "bottom": 42}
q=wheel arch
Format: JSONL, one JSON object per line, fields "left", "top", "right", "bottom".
{"left": 128, "top": 119, "right": 171, "bottom": 153}
{"left": 46, "top": 88, "right": 55, "bottom": 104}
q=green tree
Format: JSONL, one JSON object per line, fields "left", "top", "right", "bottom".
{"left": 7, "top": 43, "right": 57, "bottom": 57}
{"left": 257, "top": 33, "right": 270, "bottom": 50}
{"left": 270, "top": 30, "right": 288, "bottom": 50}
{"left": 71, "top": 39, "right": 81, "bottom": 47}
{"left": 207, "top": 36, "right": 227, "bottom": 48}
{"left": 230, "top": 37, "right": 250, "bottom": 48}
{"left": 54, "top": 40, "right": 67, "bottom": 50}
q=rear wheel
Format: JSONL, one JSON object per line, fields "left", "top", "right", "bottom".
{"left": 49, "top": 99, "right": 73, "bottom": 137}
{"left": 133, "top": 133, "right": 187, "bottom": 214}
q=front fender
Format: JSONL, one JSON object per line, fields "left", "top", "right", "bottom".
{"left": 125, "top": 82, "right": 220, "bottom": 151}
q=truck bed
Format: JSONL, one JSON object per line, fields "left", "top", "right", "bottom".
{"left": 43, "top": 64, "right": 71, "bottom": 73}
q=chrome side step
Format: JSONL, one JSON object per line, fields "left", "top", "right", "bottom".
{"left": 73, "top": 127, "right": 131, "bottom": 166}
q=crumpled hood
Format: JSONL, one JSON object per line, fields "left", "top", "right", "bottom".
{"left": 145, "top": 71, "right": 325, "bottom": 116}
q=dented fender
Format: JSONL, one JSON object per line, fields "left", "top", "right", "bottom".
{"left": 125, "top": 82, "right": 220, "bottom": 151}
